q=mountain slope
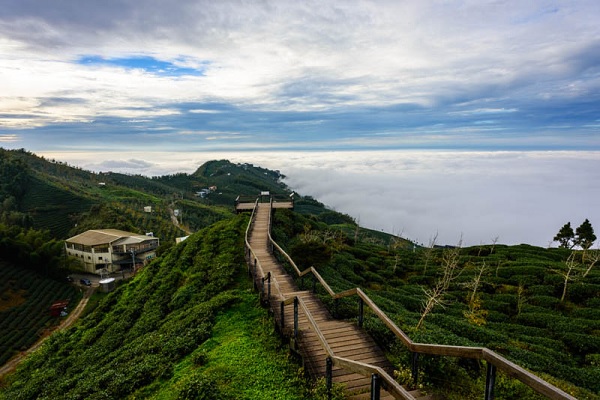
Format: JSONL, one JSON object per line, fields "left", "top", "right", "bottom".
{"left": 0, "top": 150, "right": 295, "bottom": 242}
{"left": 0, "top": 216, "right": 314, "bottom": 399}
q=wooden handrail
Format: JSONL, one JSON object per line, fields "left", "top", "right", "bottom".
{"left": 332, "top": 356, "right": 414, "bottom": 400}
{"left": 263, "top": 203, "right": 576, "bottom": 400}
{"left": 294, "top": 294, "right": 414, "bottom": 400}
{"left": 296, "top": 296, "right": 334, "bottom": 356}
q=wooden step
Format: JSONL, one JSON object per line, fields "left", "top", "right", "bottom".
{"left": 247, "top": 210, "right": 410, "bottom": 399}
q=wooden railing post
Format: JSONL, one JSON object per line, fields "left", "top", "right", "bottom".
{"left": 370, "top": 373, "right": 381, "bottom": 400}
{"left": 246, "top": 247, "right": 250, "bottom": 275}
{"left": 485, "top": 362, "right": 497, "bottom": 400}
{"left": 267, "top": 272, "right": 271, "bottom": 301}
{"left": 293, "top": 297, "right": 299, "bottom": 339}
{"left": 261, "top": 276, "right": 265, "bottom": 302}
{"left": 326, "top": 357, "right": 333, "bottom": 400}
{"left": 411, "top": 352, "right": 419, "bottom": 387}
{"left": 358, "top": 297, "right": 364, "bottom": 328}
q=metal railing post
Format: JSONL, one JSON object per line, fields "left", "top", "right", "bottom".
{"left": 326, "top": 357, "right": 333, "bottom": 400}
{"left": 293, "top": 297, "right": 299, "bottom": 339}
{"left": 485, "top": 362, "right": 497, "bottom": 400}
{"left": 358, "top": 297, "right": 364, "bottom": 328}
{"left": 370, "top": 373, "right": 381, "bottom": 400}
{"left": 411, "top": 352, "right": 419, "bottom": 387}
{"left": 261, "top": 277, "right": 265, "bottom": 301}
{"left": 267, "top": 272, "right": 271, "bottom": 300}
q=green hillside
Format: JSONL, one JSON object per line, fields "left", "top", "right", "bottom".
{"left": 271, "top": 209, "right": 600, "bottom": 399}
{"left": 0, "top": 150, "right": 298, "bottom": 242}
{"left": 0, "top": 217, "right": 317, "bottom": 399}
{"left": 3, "top": 148, "right": 597, "bottom": 399}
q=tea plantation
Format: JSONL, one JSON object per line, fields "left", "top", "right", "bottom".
{"left": 272, "top": 209, "right": 600, "bottom": 399}
{"left": 0, "top": 263, "right": 80, "bottom": 366}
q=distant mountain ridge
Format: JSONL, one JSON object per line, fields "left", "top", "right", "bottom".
{"left": 0, "top": 149, "right": 294, "bottom": 241}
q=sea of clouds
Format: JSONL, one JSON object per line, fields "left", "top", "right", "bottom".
{"left": 42, "top": 149, "right": 600, "bottom": 247}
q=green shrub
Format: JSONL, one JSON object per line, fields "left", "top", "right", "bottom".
{"left": 561, "top": 333, "right": 600, "bottom": 356}
{"left": 529, "top": 295, "right": 560, "bottom": 309}
{"left": 175, "top": 372, "right": 219, "bottom": 400}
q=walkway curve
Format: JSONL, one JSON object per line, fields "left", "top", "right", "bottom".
{"left": 247, "top": 203, "right": 430, "bottom": 399}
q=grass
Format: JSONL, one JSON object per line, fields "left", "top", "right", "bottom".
{"left": 138, "top": 286, "right": 314, "bottom": 400}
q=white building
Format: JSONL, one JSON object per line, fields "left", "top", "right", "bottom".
{"left": 65, "top": 229, "right": 159, "bottom": 274}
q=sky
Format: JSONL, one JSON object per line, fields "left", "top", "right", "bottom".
{"left": 1, "top": 1, "right": 599, "bottom": 246}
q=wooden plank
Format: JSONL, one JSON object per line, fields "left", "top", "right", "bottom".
{"left": 245, "top": 202, "right": 413, "bottom": 399}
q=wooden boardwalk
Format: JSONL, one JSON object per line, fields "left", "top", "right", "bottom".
{"left": 248, "top": 203, "right": 426, "bottom": 399}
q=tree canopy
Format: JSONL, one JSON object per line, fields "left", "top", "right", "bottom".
{"left": 574, "top": 219, "right": 596, "bottom": 250}
{"left": 553, "top": 222, "right": 575, "bottom": 248}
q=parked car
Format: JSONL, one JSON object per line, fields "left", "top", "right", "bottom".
{"left": 80, "top": 278, "right": 92, "bottom": 286}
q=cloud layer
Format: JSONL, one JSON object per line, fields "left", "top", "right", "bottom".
{"left": 40, "top": 149, "right": 600, "bottom": 247}
{"left": 1, "top": 1, "right": 599, "bottom": 150}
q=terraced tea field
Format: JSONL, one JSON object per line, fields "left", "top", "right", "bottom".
{"left": 0, "top": 263, "right": 80, "bottom": 365}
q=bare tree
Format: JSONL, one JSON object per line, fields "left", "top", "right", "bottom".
{"left": 463, "top": 261, "right": 489, "bottom": 325}
{"left": 416, "top": 238, "right": 463, "bottom": 330}
{"left": 559, "top": 252, "right": 579, "bottom": 302}
{"left": 354, "top": 217, "right": 361, "bottom": 243}
{"left": 389, "top": 229, "right": 405, "bottom": 274}
{"left": 516, "top": 283, "right": 527, "bottom": 317}
{"left": 583, "top": 248, "right": 599, "bottom": 278}
{"left": 551, "top": 248, "right": 599, "bottom": 302}
{"left": 421, "top": 232, "right": 438, "bottom": 274}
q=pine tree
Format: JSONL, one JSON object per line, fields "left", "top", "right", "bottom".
{"left": 575, "top": 219, "right": 596, "bottom": 250}
{"left": 553, "top": 222, "right": 574, "bottom": 248}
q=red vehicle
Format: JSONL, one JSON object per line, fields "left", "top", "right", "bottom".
{"left": 49, "top": 300, "right": 70, "bottom": 317}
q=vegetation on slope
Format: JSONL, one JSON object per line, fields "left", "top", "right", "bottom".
{"left": 272, "top": 209, "right": 600, "bottom": 399}
{"left": 0, "top": 262, "right": 79, "bottom": 366}
{"left": 0, "top": 149, "right": 296, "bottom": 242}
{"left": 0, "top": 215, "right": 317, "bottom": 399}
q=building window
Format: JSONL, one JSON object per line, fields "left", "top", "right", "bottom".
{"left": 98, "top": 256, "right": 103, "bottom": 260}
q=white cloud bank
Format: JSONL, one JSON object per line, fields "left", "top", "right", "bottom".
{"left": 41, "top": 149, "right": 600, "bottom": 247}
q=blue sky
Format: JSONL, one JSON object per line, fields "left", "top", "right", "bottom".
{"left": 1, "top": 1, "right": 599, "bottom": 246}
{"left": 0, "top": 0, "right": 599, "bottom": 152}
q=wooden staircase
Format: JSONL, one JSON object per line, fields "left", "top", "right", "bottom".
{"left": 248, "top": 203, "right": 431, "bottom": 399}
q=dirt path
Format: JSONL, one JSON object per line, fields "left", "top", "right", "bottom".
{"left": 0, "top": 286, "right": 94, "bottom": 379}
{"left": 169, "top": 203, "right": 192, "bottom": 235}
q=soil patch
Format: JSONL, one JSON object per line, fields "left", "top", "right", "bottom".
{"left": 0, "top": 289, "right": 27, "bottom": 312}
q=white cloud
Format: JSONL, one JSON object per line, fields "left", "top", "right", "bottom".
{"left": 39, "top": 149, "right": 600, "bottom": 247}
{"left": 1, "top": 1, "right": 599, "bottom": 126}
{"left": 0, "top": 134, "right": 19, "bottom": 142}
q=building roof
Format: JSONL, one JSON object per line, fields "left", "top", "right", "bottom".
{"left": 66, "top": 229, "right": 155, "bottom": 246}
